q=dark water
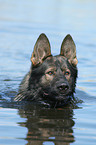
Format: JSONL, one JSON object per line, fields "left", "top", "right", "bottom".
{"left": 0, "top": 0, "right": 96, "bottom": 145}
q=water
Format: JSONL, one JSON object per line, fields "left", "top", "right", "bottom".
{"left": 0, "top": 0, "right": 96, "bottom": 145}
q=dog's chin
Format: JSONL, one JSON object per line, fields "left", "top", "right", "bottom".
{"left": 54, "top": 95, "right": 70, "bottom": 101}
{"left": 42, "top": 92, "right": 72, "bottom": 107}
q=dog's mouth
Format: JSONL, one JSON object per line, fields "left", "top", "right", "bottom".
{"left": 42, "top": 91, "right": 72, "bottom": 107}
{"left": 43, "top": 89, "right": 72, "bottom": 99}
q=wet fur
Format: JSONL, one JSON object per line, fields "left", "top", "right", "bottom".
{"left": 14, "top": 34, "right": 78, "bottom": 107}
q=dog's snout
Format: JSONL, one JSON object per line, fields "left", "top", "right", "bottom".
{"left": 57, "top": 83, "right": 69, "bottom": 91}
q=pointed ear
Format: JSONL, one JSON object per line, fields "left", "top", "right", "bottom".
{"left": 60, "top": 34, "right": 78, "bottom": 66}
{"left": 31, "top": 33, "right": 51, "bottom": 66}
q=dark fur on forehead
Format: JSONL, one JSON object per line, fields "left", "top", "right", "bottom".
{"left": 32, "top": 55, "right": 77, "bottom": 75}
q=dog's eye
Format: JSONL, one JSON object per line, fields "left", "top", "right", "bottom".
{"left": 47, "top": 71, "right": 54, "bottom": 75}
{"left": 65, "top": 71, "right": 70, "bottom": 75}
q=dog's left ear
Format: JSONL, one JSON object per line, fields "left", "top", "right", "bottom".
{"left": 60, "top": 34, "right": 78, "bottom": 66}
{"left": 31, "top": 33, "right": 51, "bottom": 66}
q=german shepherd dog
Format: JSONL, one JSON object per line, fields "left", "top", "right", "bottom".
{"left": 14, "top": 33, "right": 78, "bottom": 107}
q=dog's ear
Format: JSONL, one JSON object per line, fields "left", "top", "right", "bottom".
{"left": 60, "top": 34, "right": 78, "bottom": 66}
{"left": 31, "top": 33, "right": 51, "bottom": 66}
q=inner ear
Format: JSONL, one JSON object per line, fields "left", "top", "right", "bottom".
{"left": 60, "top": 34, "right": 78, "bottom": 66}
{"left": 31, "top": 33, "right": 52, "bottom": 66}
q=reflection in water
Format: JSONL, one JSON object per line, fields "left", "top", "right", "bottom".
{"left": 18, "top": 104, "right": 75, "bottom": 145}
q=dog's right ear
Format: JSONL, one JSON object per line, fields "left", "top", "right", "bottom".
{"left": 60, "top": 34, "right": 78, "bottom": 67}
{"left": 31, "top": 33, "right": 51, "bottom": 66}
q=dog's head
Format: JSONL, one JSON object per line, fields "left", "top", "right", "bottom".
{"left": 30, "top": 33, "right": 78, "bottom": 107}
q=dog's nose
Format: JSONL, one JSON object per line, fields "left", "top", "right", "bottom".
{"left": 57, "top": 83, "right": 69, "bottom": 91}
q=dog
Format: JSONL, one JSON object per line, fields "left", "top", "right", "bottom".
{"left": 14, "top": 33, "right": 78, "bottom": 107}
